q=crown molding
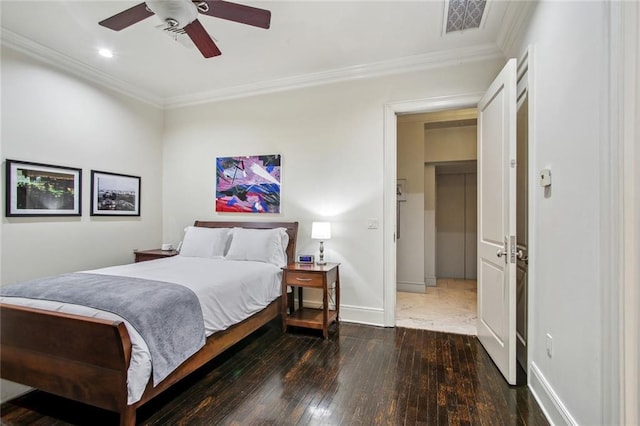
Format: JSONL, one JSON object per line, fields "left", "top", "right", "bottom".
{"left": 165, "top": 43, "right": 504, "bottom": 108}
{"left": 1, "top": 27, "right": 504, "bottom": 110}
{"left": 1, "top": 28, "right": 164, "bottom": 108}
{"left": 496, "top": 0, "right": 537, "bottom": 56}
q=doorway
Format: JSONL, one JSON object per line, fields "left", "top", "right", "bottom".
{"left": 395, "top": 111, "right": 479, "bottom": 335}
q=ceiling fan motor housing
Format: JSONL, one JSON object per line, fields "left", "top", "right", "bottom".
{"left": 145, "top": 0, "right": 197, "bottom": 28}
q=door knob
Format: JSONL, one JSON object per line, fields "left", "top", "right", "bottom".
{"left": 516, "top": 250, "right": 529, "bottom": 263}
{"left": 497, "top": 249, "right": 507, "bottom": 258}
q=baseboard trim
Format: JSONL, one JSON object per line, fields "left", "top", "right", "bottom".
{"left": 303, "top": 300, "right": 385, "bottom": 327}
{"left": 529, "top": 362, "right": 577, "bottom": 425}
{"left": 1, "top": 380, "right": 32, "bottom": 404}
{"left": 397, "top": 281, "right": 426, "bottom": 293}
{"left": 426, "top": 276, "right": 437, "bottom": 287}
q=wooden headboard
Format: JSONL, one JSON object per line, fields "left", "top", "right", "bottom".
{"left": 193, "top": 221, "right": 299, "bottom": 264}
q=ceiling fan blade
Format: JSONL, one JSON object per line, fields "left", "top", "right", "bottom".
{"left": 99, "top": 2, "right": 154, "bottom": 31}
{"left": 183, "top": 19, "right": 222, "bottom": 58}
{"left": 199, "top": 0, "right": 271, "bottom": 29}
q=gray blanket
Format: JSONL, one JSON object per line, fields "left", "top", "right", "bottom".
{"left": 0, "top": 272, "right": 206, "bottom": 386}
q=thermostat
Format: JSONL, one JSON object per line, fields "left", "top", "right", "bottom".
{"left": 296, "top": 254, "right": 315, "bottom": 264}
{"left": 539, "top": 168, "right": 552, "bottom": 187}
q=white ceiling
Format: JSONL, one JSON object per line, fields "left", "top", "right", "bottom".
{"left": 1, "top": 1, "right": 518, "bottom": 108}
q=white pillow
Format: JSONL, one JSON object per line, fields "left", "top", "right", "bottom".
{"left": 179, "top": 226, "right": 231, "bottom": 259}
{"left": 225, "top": 227, "right": 289, "bottom": 267}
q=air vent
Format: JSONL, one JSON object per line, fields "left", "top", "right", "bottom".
{"left": 445, "top": 0, "right": 487, "bottom": 33}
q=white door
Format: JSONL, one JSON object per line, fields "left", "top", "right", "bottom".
{"left": 477, "top": 58, "right": 517, "bottom": 384}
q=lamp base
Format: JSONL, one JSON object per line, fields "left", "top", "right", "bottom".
{"left": 316, "top": 240, "right": 327, "bottom": 265}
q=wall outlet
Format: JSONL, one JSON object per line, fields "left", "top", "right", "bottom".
{"left": 546, "top": 333, "right": 553, "bottom": 358}
{"left": 367, "top": 218, "right": 379, "bottom": 229}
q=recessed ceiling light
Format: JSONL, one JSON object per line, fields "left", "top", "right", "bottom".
{"left": 98, "top": 48, "right": 113, "bottom": 58}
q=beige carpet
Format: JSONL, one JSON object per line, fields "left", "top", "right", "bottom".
{"left": 395, "top": 278, "right": 477, "bottom": 335}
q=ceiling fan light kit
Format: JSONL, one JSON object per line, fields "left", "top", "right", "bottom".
{"left": 98, "top": 0, "right": 271, "bottom": 58}
{"left": 146, "top": 0, "right": 198, "bottom": 29}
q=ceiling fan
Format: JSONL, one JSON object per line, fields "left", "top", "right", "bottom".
{"left": 99, "top": 0, "right": 271, "bottom": 58}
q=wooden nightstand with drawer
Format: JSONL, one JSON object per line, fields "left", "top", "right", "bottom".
{"left": 134, "top": 249, "right": 179, "bottom": 263}
{"left": 281, "top": 262, "right": 340, "bottom": 339}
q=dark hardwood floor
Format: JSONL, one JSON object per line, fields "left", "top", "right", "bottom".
{"left": 1, "top": 322, "right": 548, "bottom": 425}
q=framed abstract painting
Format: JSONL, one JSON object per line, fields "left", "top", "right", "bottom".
{"left": 216, "top": 155, "right": 281, "bottom": 213}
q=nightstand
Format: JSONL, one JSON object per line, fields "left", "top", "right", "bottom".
{"left": 281, "top": 262, "right": 340, "bottom": 339}
{"left": 134, "top": 249, "right": 179, "bottom": 263}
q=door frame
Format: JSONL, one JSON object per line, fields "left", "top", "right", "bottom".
{"left": 608, "top": 1, "right": 639, "bottom": 424}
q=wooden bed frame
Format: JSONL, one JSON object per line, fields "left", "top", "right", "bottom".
{"left": 0, "top": 220, "right": 298, "bottom": 426}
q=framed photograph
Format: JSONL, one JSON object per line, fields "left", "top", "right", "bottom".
{"left": 5, "top": 159, "right": 82, "bottom": 217}
{"left": 91, "top": 170, "right": 141, "bottom": 216}
{"left": 216, "top": 155, "right": 281, "bottom": 213}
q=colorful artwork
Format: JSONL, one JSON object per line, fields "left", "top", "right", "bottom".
{"left": 216, "top": 155, "right": 281, "bottom": 213}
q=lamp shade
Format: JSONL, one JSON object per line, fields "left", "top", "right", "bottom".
{"left": 311, "top": 222, "right": 331, "bottom": 240}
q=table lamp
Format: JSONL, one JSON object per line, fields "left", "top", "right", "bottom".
{"left": 311, "top": 222, "right": 331, "bottom": 265}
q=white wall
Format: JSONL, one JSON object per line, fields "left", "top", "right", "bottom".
{"left": 397, "top": 120, "right": 425, "bottom": 292}
{"left": 424, "top": 165, "right": 436, "bottom": 286}
{"left": 1, "top": 47, "right": 164, "bottom": 400}
{"left": 424, "top": 125, "right": 477, "bottom": 162}
{"left": 162, "top": 58, "right": 505, "bottom": 325}
{"left": 507, "top": 2, "right": 609, "bottom": 424}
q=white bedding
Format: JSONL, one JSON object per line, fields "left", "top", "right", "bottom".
{"left": 0, "top": 256, "right": 283, "bottom": 404}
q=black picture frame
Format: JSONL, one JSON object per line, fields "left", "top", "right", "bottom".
{"left": 5, "top": 159, "right": 82, "bottom": 217}
{"left": 90, "top": 170, "right": 141, "bottom": 216}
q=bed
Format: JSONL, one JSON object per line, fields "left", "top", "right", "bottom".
{"left": 0, "top": 220, "right": 298, "bottom": 426}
